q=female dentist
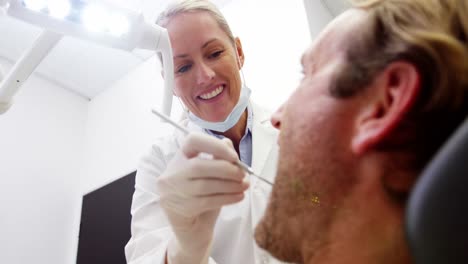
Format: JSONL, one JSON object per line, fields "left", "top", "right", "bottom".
{"left": 125, "top": 1, "right": 281, "bottom": 263}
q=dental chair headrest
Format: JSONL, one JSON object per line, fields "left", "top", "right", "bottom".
{"left": 406, "top": 117, "right": 468, "bottom": 263}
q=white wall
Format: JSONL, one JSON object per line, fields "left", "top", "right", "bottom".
{"left": 303, "top": 0, "right": 334, "bottom": 39}
{"left": 224, "top": 0, "right": 312, "bottom": 111}
{"left": 80, "top": 57, "right": 183, "bottom": 195}
{"left": 0, "top": 62, "right": 88, "bottom": 264}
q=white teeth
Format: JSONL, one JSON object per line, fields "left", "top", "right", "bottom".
{"left": 199, "top": 86, "right": 224, "bottom": 100}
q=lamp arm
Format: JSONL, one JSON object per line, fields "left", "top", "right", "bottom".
{"left": 156, "top": 28, "right": 174, "bottom": 117}
{"left": 137, "top": 22, "right": 174, "bottom": 117}
{"left": 0, "top": 30, "right": 62, "bottom": 114}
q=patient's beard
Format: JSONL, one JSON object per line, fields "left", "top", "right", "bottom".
{"left": 254, "top": 149, "right": 338, "bottom": 263}
{"left": 254, "top": 167, "right": 304, "bottom": 263}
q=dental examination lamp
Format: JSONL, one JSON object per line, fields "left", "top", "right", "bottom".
{"left": 0, "top": 0, "right": 174, "bottom": 116}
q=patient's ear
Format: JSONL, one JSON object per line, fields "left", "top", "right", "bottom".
{"left": 351, "top": 61, "right": 421, "bottom": 155}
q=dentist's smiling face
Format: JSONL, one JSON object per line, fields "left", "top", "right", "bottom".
{"left": 165, "top": 11, "right": 244, "bottom": 122}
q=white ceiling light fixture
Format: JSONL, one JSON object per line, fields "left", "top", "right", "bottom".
{"left": 9, "top": 0, "right": 143, "bottom": 48}
{"left": 22, "top": 0, "right": 47, "bottom": 12}
{"left": 47, "top": 0, "right": 72, "bottom": 19}
{"left": 81, "top": 3, "right": 108, "bottom": 33}
{"left": 81, "top": 3, "right": 130, "bottom": 37}
{"left": 107, "top": 13, "right": 130, "bottom": 37}
{"left": 0, "top": 0, "right": 175, "bottom": 117}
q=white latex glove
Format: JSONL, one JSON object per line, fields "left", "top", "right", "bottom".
{"left": 157, "top": 132, "right": 249, "bottom": 264}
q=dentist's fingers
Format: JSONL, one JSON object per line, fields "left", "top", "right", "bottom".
{"left": 196, "top": 193, "right": 246, "bottom": 211}
{"left": 163, "top": 159, "right": 248, "bottom": 195}
{"left": 186, "top": 179, "right": 249, "bottom": 197}
{"left": 186, "top": 159, "right": 245, "bottom": 182}
{"left": 185, "top": 192, "right": 246, "bottom": 213}
{"left": 159, "top": 158, "right": 247, "bottom": 193}
{"left": 182, "top": 133, "right": 239, "bottom": 163}
{"left": 163, "top": 192, "right": 245, "bottom": 218}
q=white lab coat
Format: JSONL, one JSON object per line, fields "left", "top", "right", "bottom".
{"left": 125, "top": 102, "right": 287, "bottom": 264}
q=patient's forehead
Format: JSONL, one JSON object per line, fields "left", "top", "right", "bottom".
{"left": 303, "top": 8, "right": 368, "bottom": 65}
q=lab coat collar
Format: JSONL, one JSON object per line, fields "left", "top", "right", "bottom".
{"left": 250, "top": 102, "right": 277, "bottom": 179}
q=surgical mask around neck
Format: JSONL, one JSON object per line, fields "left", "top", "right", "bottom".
{"left": 188, "top": 84, "right": 251, "bottom": 132}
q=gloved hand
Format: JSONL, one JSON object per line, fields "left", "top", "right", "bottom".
{"left": 156, "top": 132, "right": 249, "bottom": 264}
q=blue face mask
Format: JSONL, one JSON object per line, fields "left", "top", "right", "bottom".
{"left": 188, "top": 85, "right": 251, "bottom": 132}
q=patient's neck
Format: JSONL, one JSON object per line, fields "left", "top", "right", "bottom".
{"left": 302, "top": 168, "right": 413, "bottom": 264}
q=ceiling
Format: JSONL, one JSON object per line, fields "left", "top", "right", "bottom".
{"left": 0, "top": 0, "right": 348, "bottom": 100}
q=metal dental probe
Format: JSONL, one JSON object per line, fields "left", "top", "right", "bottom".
{"left": 151, "top": 108, "right": 273, "bottom": 186}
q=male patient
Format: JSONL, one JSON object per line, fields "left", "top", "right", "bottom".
{"left": 255, "top": 0, "right": 468, "bottom": 263}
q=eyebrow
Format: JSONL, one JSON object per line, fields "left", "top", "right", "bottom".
{"left": 173, "top": 38, "right": 220, "bottom": 59}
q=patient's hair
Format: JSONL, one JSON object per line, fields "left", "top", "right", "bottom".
{"left": 332, "top": 0, "right": 468, "bottom": 169}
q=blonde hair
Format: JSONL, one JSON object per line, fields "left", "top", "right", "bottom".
{"left": 332, "top": 0, "right": 468, "bottom": 168}
{"left": 156, "top": 0, "right": 235, "bottom": 46}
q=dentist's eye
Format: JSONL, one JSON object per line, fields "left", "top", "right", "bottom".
{"left": 209, "top": 50, "right": 224, "bottom": 58}
{"left": 177, "top": 64, "right": 192, "bottom": 73}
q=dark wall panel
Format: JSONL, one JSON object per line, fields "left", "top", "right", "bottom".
{"left": 77, "top": 171, "right": 136, "bottom": 264}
